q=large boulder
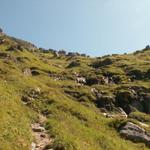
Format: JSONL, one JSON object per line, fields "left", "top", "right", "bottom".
{"left": 119, "top": 122, "right": 150, "bottom": 147}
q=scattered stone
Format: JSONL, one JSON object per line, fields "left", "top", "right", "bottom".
{"left": 67, "top": 52, "right": 80, "bottom": 57}
{"left": 21, "top": 95, "right": 34, "bottom": 103}
{"left": 23, "top": 68, "right": 32, "bottom": 76}
{"left": 31, "top": 142, "right": 36, "bottom": 150}
{"left": 32, "top": 125, "right": 45, "bottom": 132}
{"left": 7, "top": 45, "right": 18, "bottom": 51}
{"left": 34, "top": 87, "right": 41, "bottom": 94}
{"left": 58, "top": 50, "right": 66, "bottom": 56}
{"left": 31, "top": 115, "right": 54, "bottom": 150}
{"left": 76, "top": 77, "right": 86, "bottom": 85}
{"left": 53, "top": 51, "right": 59, "bottom": 57}
{"left": 0, "top": 52, "right": 10, "bottom": 58}
{"left": 0, "top": 39, "right": 5, "bottom": 44}
{"left": 116, "top": 107, "right": 128, "bottom": 118}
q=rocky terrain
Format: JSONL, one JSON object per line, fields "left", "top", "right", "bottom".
{"left": 0, "top": 28, "right": 150, "bottom": 150}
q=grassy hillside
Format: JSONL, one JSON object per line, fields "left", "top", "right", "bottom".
{"left": 0, "top": 34, "right": 150, "bottom": 150}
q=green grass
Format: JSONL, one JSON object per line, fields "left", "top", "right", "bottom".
{"left": 0, "top": 35, "right": 150, "bottom": 149}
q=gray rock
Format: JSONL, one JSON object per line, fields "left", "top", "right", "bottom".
{"left": 143, "top": 94, "right": 150, "bottom": 114}
{"left": 119, "top": 122, "right": 150, "bottom": 147}
{"left": 76, "top": 77, "right": 86, "bottom": 85}
{"left": 32, "top": 126, "right": 45, "bottom": 132}
{"left": 23, "top": 68, "right": 32, "bottom": 76}
{"left": 96, "top": 95, "right": 115, "bottom": 111}
{"left": 131, "top": 100, "right": 144, "bottom": 112}
{"left": 31, "top": 142, "right": 36, "bottom": 150}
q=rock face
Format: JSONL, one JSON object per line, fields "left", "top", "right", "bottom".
{"left": 145, "top": 69, "right": 150, "bottom": 79}
{"left": 143, "top": 94, "right": 150, "bottom": 114}
{"left": 119, "top": 122, "right": 150, "bottom": 147}
{"left": 127, "top": 69, "right": 144, "bottom": 80}
{"left": 96, "top": 95, "right": 115, "bottom": 111}
{"left": 116, "top": 91, "right": 136, "bottom": 114}
{"left": 144, "top": 45, "right": 150, "bottom": 50}
{"left": 67, "top": 61, "right": 80, "bottom": 68}
{"left": 92, "top": 58, "right": 113, "bottom": 68}
{"left": 86, "top": 77, "right": 100, "bottom": 86}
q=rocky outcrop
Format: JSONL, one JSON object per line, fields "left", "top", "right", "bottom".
{"left": 143, "top": 94, "right": 150, "bottom": 114}
{"left": 112, "top": 75, "right": 122, "bottom": 84}
{"left": 67, "top": 52, "right": 80, "bottom": 57}
{"left": 96, "top": 95, "right": 115, "bottom": 111}
{"left": 144, "top": 45, "right": 150, "bottom": 50}
{"left": 145, "top": 69, "right": 150, "bottom": 79}
{"left": 23, "top": 68, "right": 41, "bottom": 76}
{"left": 119, "top": 122, "right": 150, "bottom": 147}
{"left": 92, "top": 58, "right": 113, "bottom": 68}
{"left": 67, "top": 61, "right": 80, "bottom": 68}
{"left": 116, "top": 90, "right": 137, "bottom": 114}
{"left": 86, "top": 77, "right": 100, "bottom": 86}
{"left": 0, "top": 28, "right": 4, "bottom": 36}
{"left": 21, "top": 88, "right": 41, "bottom": 104}
{"left": 0, "top": 39, "right": 5, "bottom": 44}
{"left": 127, "top": 69, "right": 144, "bottom": 80}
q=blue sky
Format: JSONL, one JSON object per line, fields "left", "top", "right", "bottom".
{"left": 0, "top": 0, "right": 150, "bottom": 56}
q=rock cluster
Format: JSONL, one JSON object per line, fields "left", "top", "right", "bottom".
{"left": 48, "top": 49, "right": 87, "bottom": 57}
{"left": 31, "top": 122, "right": 53, "bottom": 150}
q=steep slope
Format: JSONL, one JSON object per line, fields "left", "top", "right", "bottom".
{"left": 0, "top": 32, "right": 150, "bottom": 150}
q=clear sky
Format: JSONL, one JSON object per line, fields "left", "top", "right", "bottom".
{"left": 0, "top": 0, "right": 150, "bottom": 56}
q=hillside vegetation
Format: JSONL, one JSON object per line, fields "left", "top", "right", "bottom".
{"left": 0, "top": 31, "right": 150, "bottom": 150}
